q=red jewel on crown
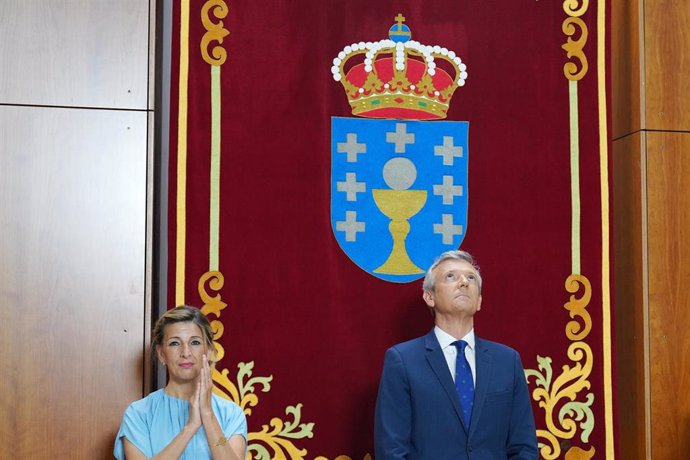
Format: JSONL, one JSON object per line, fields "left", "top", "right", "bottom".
{"left": 331, "top": 14, "right": 468, "bottom": 121}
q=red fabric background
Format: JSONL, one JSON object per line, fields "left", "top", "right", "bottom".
{"left": 167, "top": 1, "right": 612, "bottom": 458}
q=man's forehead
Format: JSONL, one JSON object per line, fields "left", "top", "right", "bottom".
{"left": 435, "top": 259, "right": 477, "bottom": 274}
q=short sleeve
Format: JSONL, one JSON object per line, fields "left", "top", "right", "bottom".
{"left": 214, "top": 395, "right": 248, "bottom": 441}
{"left": 113, "top": 402, "right": 154, "bottom": 460}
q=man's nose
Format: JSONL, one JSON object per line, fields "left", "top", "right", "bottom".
{"left": 458, "top": 274, "right": 469, "bottom": 286}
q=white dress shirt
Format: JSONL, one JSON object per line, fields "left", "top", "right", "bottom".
{"left": 434, "top": 326, "right": 476, "bottom": 386}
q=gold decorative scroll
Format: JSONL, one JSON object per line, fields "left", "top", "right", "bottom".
{"left": 562, "top": 1, "right": 589, "bottom": 81}
{"left": 525, "top": 274, "right": 595, "bottom": 460}
{"left": 201, "top": 0, "right": 230, "bottom": 66}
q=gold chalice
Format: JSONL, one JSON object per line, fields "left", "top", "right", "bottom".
{"left": 372, "top": 188, "right": 427, "bottom": 274}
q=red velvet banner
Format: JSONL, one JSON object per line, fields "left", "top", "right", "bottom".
{"left": 167, "top": 1, "right": 614, "bottom": 458}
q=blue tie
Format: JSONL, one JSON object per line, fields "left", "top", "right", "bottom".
{"left": 453, "top": 340, "right": 474, "bottom": 428}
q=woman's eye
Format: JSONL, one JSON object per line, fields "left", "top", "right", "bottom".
{"left": 191, "top": 340, "right": 201, "bottom": 346}
{"left": 168, "top": 341, "right": 179, "bottom": 347}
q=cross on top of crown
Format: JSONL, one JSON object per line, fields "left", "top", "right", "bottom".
{"left": 389, "top": 13, "right": 411, "bottom": 42}
{"left": 395, "top": 13, "right": 405, "bottom": 29}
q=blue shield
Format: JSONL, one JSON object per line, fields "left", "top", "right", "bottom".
{"left": 331, "top": 117, "right": 469, "bottom": 282}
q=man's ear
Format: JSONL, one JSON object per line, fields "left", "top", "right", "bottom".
{"left": 423, "top": 290, "right": 435, "bottom": 308}
{"left": 477, "top": 295, "right": 482, "bottom": 311}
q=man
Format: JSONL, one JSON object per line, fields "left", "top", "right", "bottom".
{"left": 374, "top": 250, "right": 538, "bottom": 459}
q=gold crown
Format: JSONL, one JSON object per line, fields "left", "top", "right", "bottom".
{"left": 331, "top": 14, "right": 468, "bottom": 120}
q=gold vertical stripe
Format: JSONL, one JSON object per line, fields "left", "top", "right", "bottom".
{"left": 597, "top": 0, "right": 614, "bottom": 457}
{"left": 175, "top": 0, "right": 191, "bottom": 306}
{"left": 209, "top": 66, "right": 221, "bottom": 271}
{"left": 569, "top": 80, "right": 582, "bottom": 275}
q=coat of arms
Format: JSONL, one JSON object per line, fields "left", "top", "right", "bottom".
{"left": 330, "top": 14, "right": 469, "bottom": 282}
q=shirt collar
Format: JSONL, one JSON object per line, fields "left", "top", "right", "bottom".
{"left": 434, "top": 326, "right": 475, "bottom": 351}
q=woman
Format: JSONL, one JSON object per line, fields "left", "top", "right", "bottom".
{"left": 114, "top": 306, "right": 246, "bottom": 459}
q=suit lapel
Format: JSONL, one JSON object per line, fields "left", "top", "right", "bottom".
{"left": 424, "top": 330, "right": 467, "bottom": 431}
{"left": 468, "top": 337, "right": 493, "bottom": 439}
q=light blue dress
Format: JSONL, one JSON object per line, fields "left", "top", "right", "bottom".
{"left": 113, "top": 389, "right": 247, "bottom": 459}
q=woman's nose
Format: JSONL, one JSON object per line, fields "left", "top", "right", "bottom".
{"left": 180, "top": 344, "right": 191, "bottom": 356}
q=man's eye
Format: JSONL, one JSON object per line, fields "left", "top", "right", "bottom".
{"left": 468, "top": 274, "right": 475, "bottom": 280}
{"left": 446, "top": 273, "right": 457, "bottom": 280}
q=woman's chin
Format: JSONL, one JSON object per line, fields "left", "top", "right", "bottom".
{"left": 170, "top": 369, "right": 201, "bottom": 383}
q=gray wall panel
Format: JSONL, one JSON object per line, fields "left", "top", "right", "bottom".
{"left": 0, "top": 0, "right": 150, "bottom": 109}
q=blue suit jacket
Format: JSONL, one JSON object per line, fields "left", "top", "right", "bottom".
{"left": 374, "top": 330, "right": 538, "bottom": 459}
